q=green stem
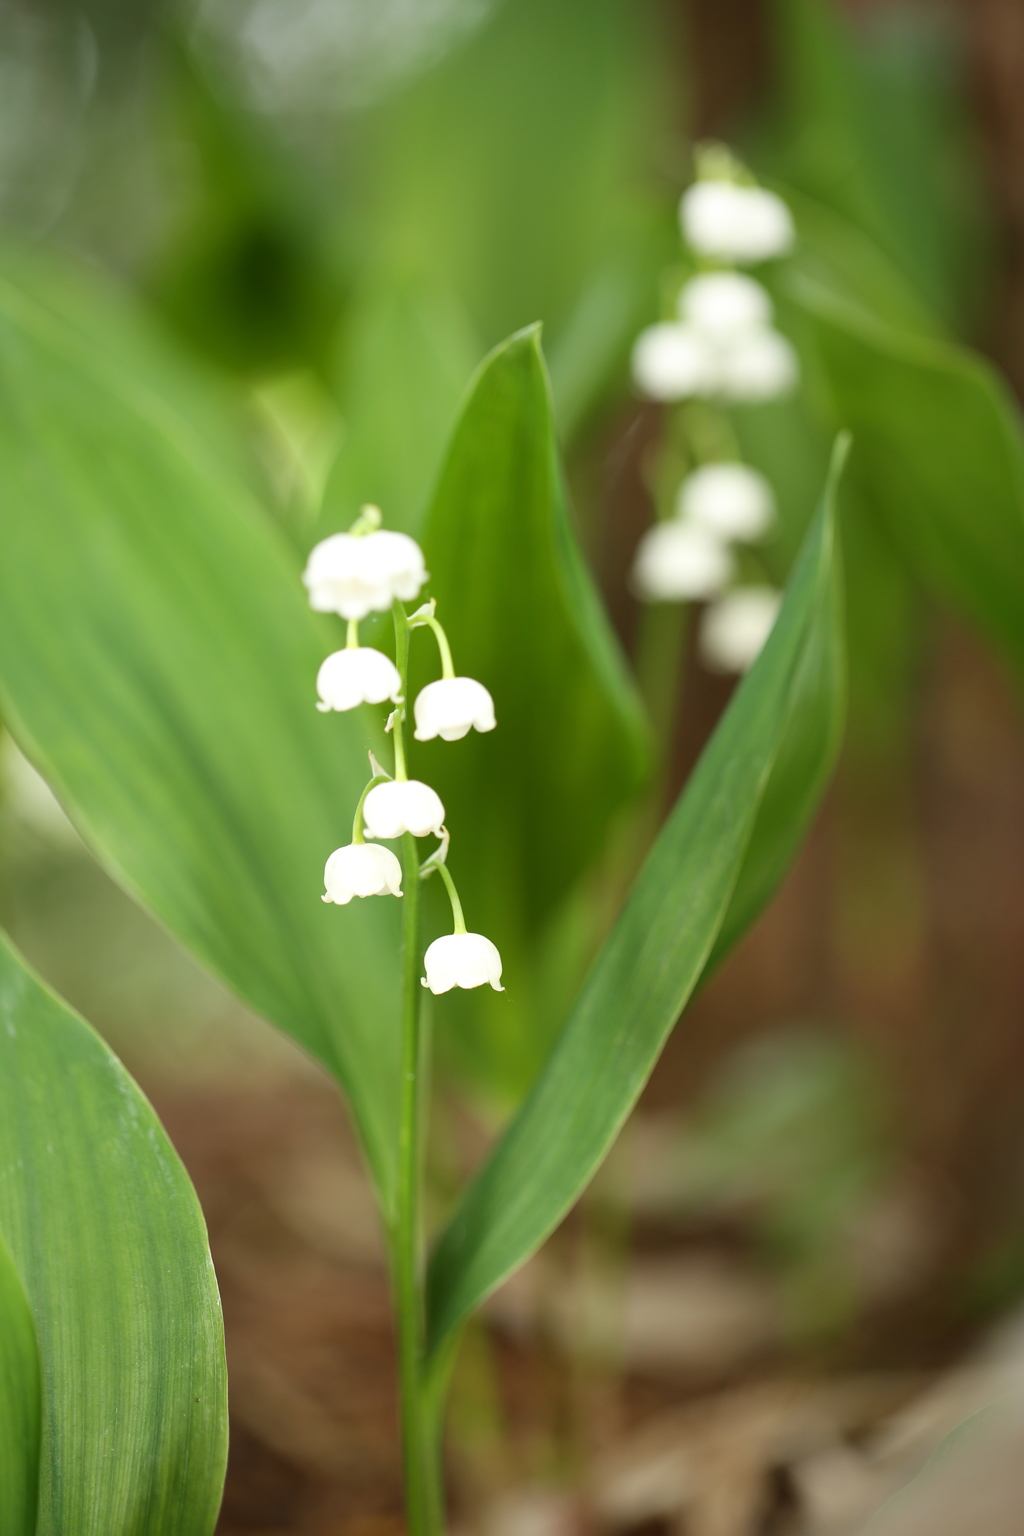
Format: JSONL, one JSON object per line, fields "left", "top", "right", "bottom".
{"left": 392, "top": 601, "right": 410, "bottom": 780}
{"left": 423, "top": 615, "right": 455, "bottom": 680}
{"left": 390, "top": 597, "right": 444, "bottom": 1535}
{"left": 346, "top": 619, "right": 360, "bottom": 649}
{"left": 394, "top": 829, "right": 436, "bottom": 1535}
{"left": 436, "top": 862, "right": 467, "bottom": 934}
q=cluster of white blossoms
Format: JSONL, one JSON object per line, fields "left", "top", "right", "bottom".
{"left": 631, "top": 157, "right": 797, "bottom": 406}
{"left": 303, "top": 506, "right": 503, "bottom": 996}
{"left": 632, "top": 460, "right": 782, "bottom": 672}
{"left": 629, "top": 150, "right": 795, "bottom": 673}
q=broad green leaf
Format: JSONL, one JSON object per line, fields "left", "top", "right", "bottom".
{"left": 797, "top": 280, "right": 1024, "bottom": 678}
{"left": 354, "top": 0, "right": 672, "bottom": 358}
{"left": 0, "top": 259, "right": 403, "bottom": 1211}
{"left": 426, "top": 438, "right": 848, "bottom": 1357}
{"left": 316, "top": 279, "right": 481, "bottom": 540}
{"left": 0, "top": 1225, "right": 39, "bottom": 1536}
{"left": 761, "top": 0, "right": 983, "bottom": 329}
{"left": 0, "top": 929, "right": 226, "bottom": 1534}
{"left": 410, "top": 326, "right": 650, "bottom": 1090}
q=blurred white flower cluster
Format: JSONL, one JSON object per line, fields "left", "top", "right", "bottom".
{"left": 632, "top": 463, "right": 781, "bottom": 671}
{"left": 302, "top": 507, "right": 503, "bottom": 995}
{"left": 631, "top": 153, "right": 797, "bottom": 407}
{"left": 629, "top": 149, "right": 796, "bottom": 673}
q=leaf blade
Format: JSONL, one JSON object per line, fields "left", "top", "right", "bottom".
{"left": 0, "top": 258, "right": 402, "bottom": 1209}
{"left": 0, "top": 929, "right": 226, "bottom": 1535}
{"left": 798, "top": 280, "right": 1024, "bottom": 678}
{"left": 0, "top": 1225, "right": 39, "bottom": 1536}
{"left": 425, "top": 439, "right": 848, "bottom": 1357}
{"left": 411, "top": 325, "right": 650, "bottom": 1089}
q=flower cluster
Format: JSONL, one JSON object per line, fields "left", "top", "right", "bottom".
{"left": 631, "top": 152, "right": 797, "bottom": 407}
{"left": 304, "top": 507, "right": 503, "bottom": 995}
{"left": 629, "top": 147, "right": 794, "bottom": 673}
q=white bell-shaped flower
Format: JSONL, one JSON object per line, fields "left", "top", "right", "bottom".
{"left": 716, "top": 328, "right": 799, "bottom": 402}
{"left": 632, "top": 521, "right": 733, "bottom": 603}
{"left": 362, "top": 779, "right": 445, "bottom": 840}
{"left": 679, "top": 272, "right": 772, "bottom": 337}
{"left": 680, "top": 182, "right": 795, "bottom": 264}
{"left": 303, "top": 529, "right": 428, "bottom": 620}
{"left": 631, "top": 323, "right": 715, "bottom": 401}
{"left": 322, "top": 842, "right": 403, "bottom": 904}
{"left": 677, "top": 463, "right": 775, "bottom": 543}
{"left": 422, "top": 932, "right": 504, "bottom": 994}
{"left": 315, "top": 647, "right": 402, "bottom": 712}
{"left": 699, "top": 586, "right": 782, "bottom": 673}
{"left": 413, "top": 677, "right": 496, "bottom": 742}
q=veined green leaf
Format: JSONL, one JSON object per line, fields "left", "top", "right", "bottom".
{"left": 426, "top": 439, "right": 848, "bottom": 1357}
{"left": 797, "top": 280, "right": 1024, "bottom": 678}
{"left": 410, "top": 326, "right": 650, "bottom": 1090}
{"left": 0, "top": 258, "right": 402, "bottom": 1211}
{"left": 0, "top": 929, "right": 226, "bottom": 1534}
{"left": 0, "top": 1224, "right": 39, "bottom": 1536}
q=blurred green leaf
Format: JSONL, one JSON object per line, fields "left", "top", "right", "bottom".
{"left": 426, "top": 437, "right": 848, "bottom": 1357}
{"left": 149, "top": 38, "right": 342, "bottom": 376}
{"left": 353, "top": 0, "right": 672, "bottom": 388}
{"left": 316, "top": 279, "right": 481, "bottom": 540}
{"left": 0, "top": 929, "right": 226, "bottom": 1533}
{"left": 410, "top": 326, "right": 650, "bottom": 1090}
{"left": 0, "top": 1224, "right": 39, "bottom": 1536}
{"left": 798, "top": 281, "right": 1024, "bottom": 679}
{"left": 0, "top": 259, "right": 403, "bottom": 1210}
{"left": 762, "top": 0, "right": 983, "bottom": 329}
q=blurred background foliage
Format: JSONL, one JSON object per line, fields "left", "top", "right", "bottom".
{"left": 3, "top": 0, "right": 1024, "bottom": 1529}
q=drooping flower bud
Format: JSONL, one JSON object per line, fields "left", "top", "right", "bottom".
{"left": 322, "top": 843, "right": 403, "bottom": 904}
{"left": 362, "top": 779, "right": 445, "bottom": 840}
{"left": 680, "top": 181, "right": 795, "bottom": 264}
{"left": 699, "top": 586, "right": 782, "bottom": 673}
{"left": 631, "top": 323, "right": 715, "bottom": 401}
{"left": 421, "top": 932, "right": 504, "bottom": 994}
{"left": 679, "top": 272, "right": 772, "bottom": 337}
{"left": 632, "top": 522, "right": 733, "bottom": 603}
{"left": 303, "top": 529, "right": 428, "bottom": 620}
{"left": 413, "top": 678, "right": 496, "bottom": 742}
{"left": 677, "top": 464, "right": 775, "bottom": 543}
{"left": 315, "top": 648, "right": 402, "bottom": 712}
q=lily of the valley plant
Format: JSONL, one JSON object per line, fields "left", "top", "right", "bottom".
{"left": 304, "top": 503, "right": 500, "bottom": 1528}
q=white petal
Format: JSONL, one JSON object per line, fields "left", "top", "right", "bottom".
{"left": 301, "top": 528, "right": 428, "bottom": 618}
{"left": 323, "top": 842, "right": 404, "bottom": 903}
{"left": 716, "top": 329, "right": 799, "bottom": 402}
{"left": 699, "top": 587, "right": 782, "bottom": 673}
{"left": 362, "top": 779, "right": 445, "bottom": 840}
{"left": 679, "top": 272, "right": 772, "bottom": 337}
{"left": 632, "top": 522, "right": 733, "bottom": 603}
{"left": 631, "top": 323, "right": 716, "bottom": 401}
{"left": 680, "top": 182, "right": 794, "bottom": 264}
{"left": 413, "top": 677, "right": 496, "bottom": 742}
{"left": 315, "top": 648, "right": 402, "bottom": 712}
{"left": 422, "top": 932, "right": 504, "bottom": 994}
{"left": 677, "top": 464, "right": 775, "bottom": 543}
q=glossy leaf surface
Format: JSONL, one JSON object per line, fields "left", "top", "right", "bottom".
{"left": 426, "top": 440, "right": 848, "bottom": 1356}
{"left": 799, "top": 282, "right": 1024, "bottom": 677}
{"left": 0, "top": 930, "right": 226, "bottom": 1533}
{"left": 0, "top": 261, "right": 402, "bottom": 1208}
{"left": 410, "top": 327, "right": 650, "bottom": 1087}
